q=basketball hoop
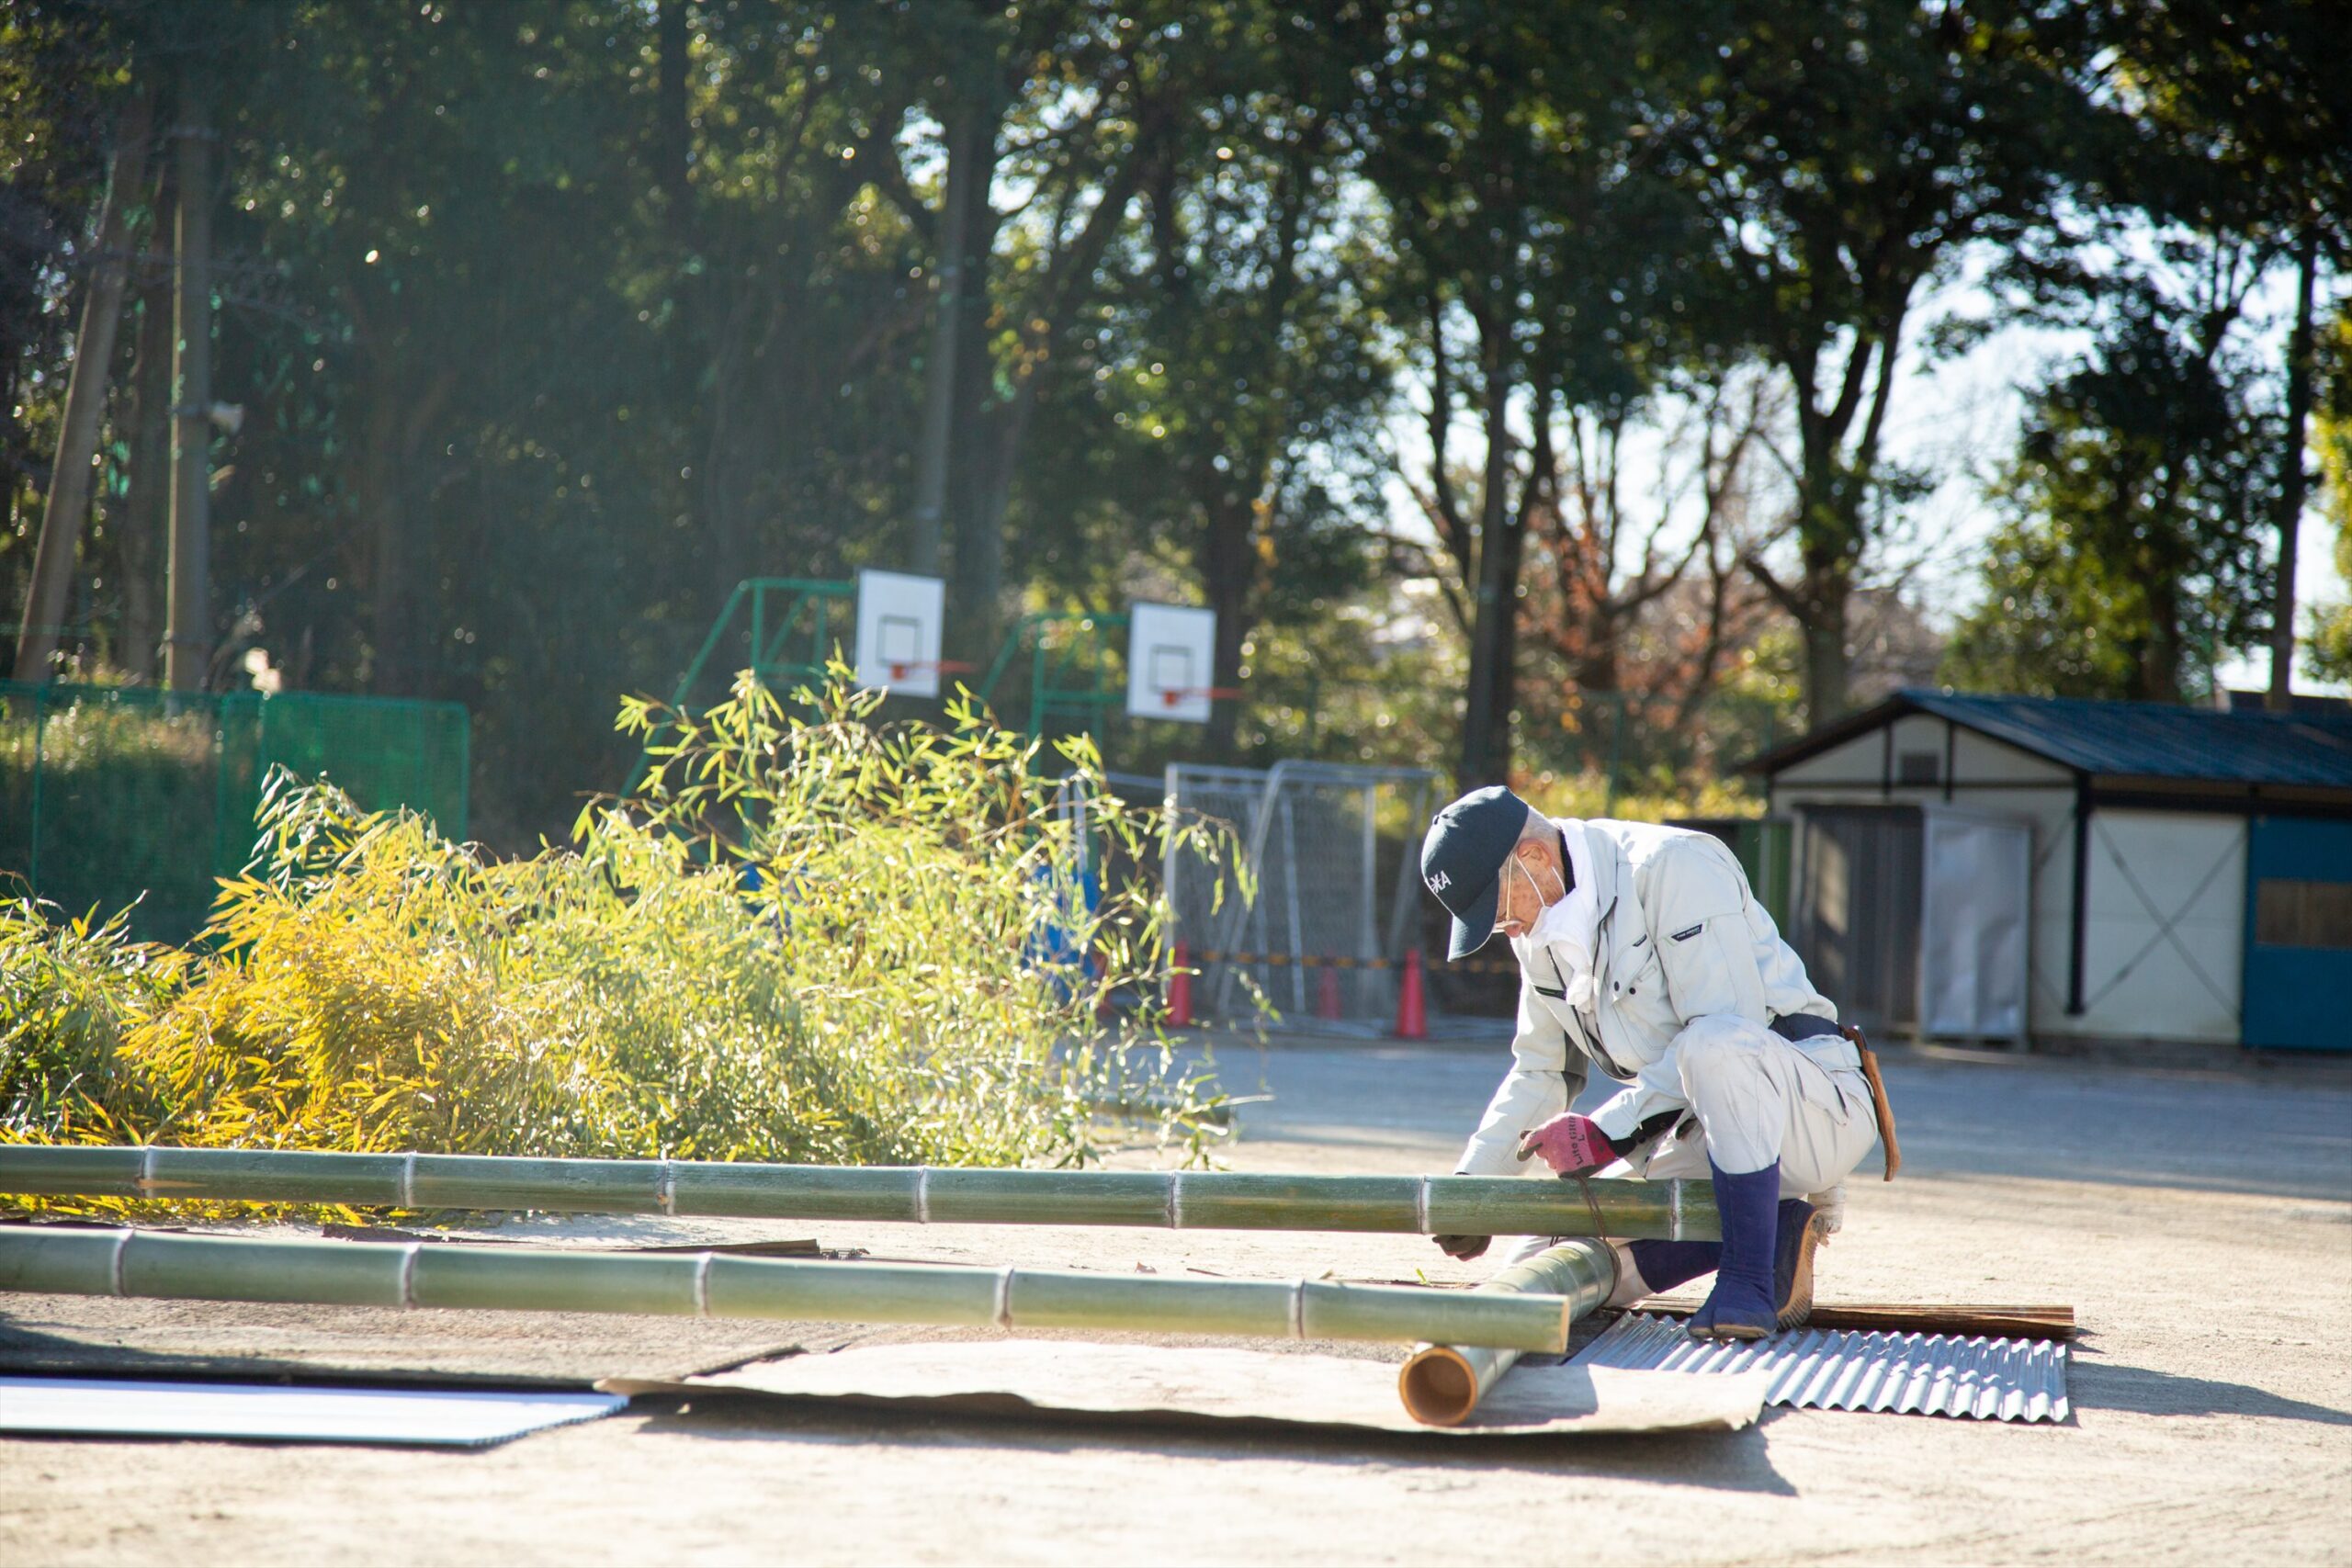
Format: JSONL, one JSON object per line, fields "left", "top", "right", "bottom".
{"left": 856, "top": 570, "right": 950, "bottom": 695}
{"left": 1127, "top": 604, "right": 1219, "bottom": 724}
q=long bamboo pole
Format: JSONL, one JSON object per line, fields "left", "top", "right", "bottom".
{"left": 0, "top": 1227, "right": 1580, "bottom": 1353}
{"left": 0, "top": 1147, "right": 1716, "bottom": 1240}
{"left": 1396, "top": 1238, "right": 1617, "bottom": 1427}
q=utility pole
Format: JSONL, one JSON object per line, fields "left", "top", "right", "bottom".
{"left": 14, "top": 86, "right": 154, "bottom": 682}
{"left": 164, "top": 62, "right": 214, "bottom": 693}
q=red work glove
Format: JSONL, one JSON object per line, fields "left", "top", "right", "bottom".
{"left": 1515, "top": 1112, "right": 1619, "bottom": 1175}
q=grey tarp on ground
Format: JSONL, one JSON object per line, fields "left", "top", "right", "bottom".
{"left": 605, "top": 1340, "right": 1772, "bottom": 1438}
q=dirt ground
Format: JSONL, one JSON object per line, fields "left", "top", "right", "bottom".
{"left": 4, "top": 1032, "right": 2349, "bottom": 1566}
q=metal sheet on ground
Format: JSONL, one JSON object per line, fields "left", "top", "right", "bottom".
{"left": 0, "top": 1375, "right": 624, "bottom": 1447}
{"left": 1571, "top": 1312, "right": 2071, "bottom": 1422}
{"left": 605, "top": 1341, "right": 1770, "bottom": 1438}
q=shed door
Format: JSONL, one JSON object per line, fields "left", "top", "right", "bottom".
{"left": 2243, "top": 816, "right": 2352, "bottom": 1052}
{"left": 1793, "top": 805, "right": 1922, "bottom": 1035}
{"left": 1918, "top": 807, "right": 2031, "bottom": 1043}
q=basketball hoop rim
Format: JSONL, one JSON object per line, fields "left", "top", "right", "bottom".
{"left": 1158, "top": 684, "right": 1244, "bottom": 706}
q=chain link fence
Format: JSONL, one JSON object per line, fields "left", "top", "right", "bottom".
{"left": 1163, "top": 761, "right": 1440, "bottom": 1025}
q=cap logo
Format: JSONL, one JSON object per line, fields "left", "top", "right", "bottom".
{"left": 1427, "top": 870, "right": 1452, "bottom": 893}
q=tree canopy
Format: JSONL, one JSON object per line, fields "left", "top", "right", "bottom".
{"left": 4, "top": 0, "right": 2345, "bottom": 836}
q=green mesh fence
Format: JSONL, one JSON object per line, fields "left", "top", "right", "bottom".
{"left": 0, "top": 682, "right": 469, "bottom": 943}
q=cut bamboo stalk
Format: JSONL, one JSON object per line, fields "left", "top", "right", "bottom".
{"left": 123, "top": 1230, "right": 413, "bottom": 1308}
{"left": 148, "top": 1148, "right": 413, "bottom": 1206}
{"left": 0, "top": 1228, "right": 1581, "bottom": 1352}
{"left": 1397, "top": 1238, "right": 1618, "bottom": 1427}
{"left": 670, "top": 1162, "right": 919, "bottom": 1222}
{"left": 0, "top": 1147, "right": 1717, "bottom": 1240}
{"left": 2, "top": 1145, "right": 149, "bottom": 1199}
{"left": 407, "top": 1156, "right": 673, "bottom": 1215}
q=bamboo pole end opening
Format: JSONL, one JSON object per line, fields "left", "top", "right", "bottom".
{"left": 1397, "top": 1344, "right": 1479, "bottom": 1427}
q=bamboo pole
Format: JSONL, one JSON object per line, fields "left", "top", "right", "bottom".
{"left": 1396, "top": 1238, "right": 1617, "bottom": 1427}
{"left": 0, "top": 1146, "right": 1716, "bottom": 1240}
{"left": 0, "top": 1227, "right": 1580, "bottom": 1353}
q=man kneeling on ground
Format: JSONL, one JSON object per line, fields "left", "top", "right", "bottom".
{"left": 1419, "top": 786, "right": 1898, "bottom": 1339}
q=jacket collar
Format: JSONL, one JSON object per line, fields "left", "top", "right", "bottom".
{"left": 1560, "top": 817, "right": 1621, "bottom": 913}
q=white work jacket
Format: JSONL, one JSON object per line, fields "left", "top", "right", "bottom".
{"left": 1453, "top": 817, "right": 1842, "bottom": 1177}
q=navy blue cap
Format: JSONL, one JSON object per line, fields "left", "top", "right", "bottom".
{"left": 1421, "top": 785, "right": 1532, "bottom": 960}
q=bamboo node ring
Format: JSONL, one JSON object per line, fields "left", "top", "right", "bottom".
{"left": 1167, "top": 1171, "right": 1185, "bottom": 1230}
{"left": 107, "top": 1229, "right": 131, "bottom": 1297}
{"left": 137, "top": 1145, "right": 157, "bottom": 1195}
{"left": 991, "top": 1266, "right": 1015, "bottom": 1328}
{"left": 914, "top": 1168, "right": 931, "bottom": 1224}
{"left": 1287, "top": 1280, "right": 1306, "bottom": 1339}
{"left": 692, "top": 1252, "right": 715, "bottom": 1317}
{"left": 1670, "top": 1179, "right": 1685, "bottom": 1240}
{"left": 397, "top": 1242, "right": 422, "bottom": 1309}
{"left": 1414, "top": 1176, "right": 1431, "bottom": 1235}
{"left": 400, "top": 1152, "right": 418, "bottom": 1210}
{"left": 656, "top": 1160, "right": 676, "bottom": 1215}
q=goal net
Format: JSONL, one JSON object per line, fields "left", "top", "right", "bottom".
{"left": 1162, "top": 761, "right": 1440, "bottom": 1024}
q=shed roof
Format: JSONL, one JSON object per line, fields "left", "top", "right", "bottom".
{"left": 1747, "top": 689, "right": 2352, "bottom": 788}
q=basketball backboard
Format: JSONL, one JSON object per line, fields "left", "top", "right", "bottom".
{"left": 1125, "top": 602, "right": 1219, "bottom": 724}
{"left": 854, "top": 570, "right": 947, "bottom": 696}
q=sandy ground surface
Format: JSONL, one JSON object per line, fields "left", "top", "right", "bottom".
{"left": 4, "top": 1032, "right": 2349, "bottom": 1566}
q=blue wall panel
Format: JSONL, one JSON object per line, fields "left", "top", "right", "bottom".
{"left": 2242, "top": 816, "right": 2352, "bottom": 1051}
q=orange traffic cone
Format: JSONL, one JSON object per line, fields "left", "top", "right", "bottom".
{"left": 1395, "top": 950, "right": 1428, "bottom": 1040}
{"left": 1317, "top": 962, "right": 1343, "bottom": 1020}
{"left": 1168, "top": 942, "right": 1193, "bottom": 1029}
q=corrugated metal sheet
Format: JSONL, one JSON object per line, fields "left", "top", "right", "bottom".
{"left": 1570, "top": 1313, "right": 2070, "bottom": 1423}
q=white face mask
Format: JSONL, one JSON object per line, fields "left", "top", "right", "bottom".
{"left": 1509, "top": 841, "right": 1600, "bottom": 1009}
{"left": 1493, "top": 854, "right": 1557, "bottom": 938}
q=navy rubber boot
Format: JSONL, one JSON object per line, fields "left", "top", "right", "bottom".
{"left": 1640, "top": 1200, "right": 1823, "bottom": 1327}
{"left": 1688, "top": 1159, "right": 1781, "bottom": 1340}
{"left": 1624, "top": 1240, "right": 1719, "bottom": 1297}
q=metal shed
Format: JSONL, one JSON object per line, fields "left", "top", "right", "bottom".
{"left": 1746, "top": 691, "right": 2352, "bottom": 1053}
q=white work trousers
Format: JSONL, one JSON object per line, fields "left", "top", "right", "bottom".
{"left": 1496, "top": 1018, "right": 1878, "bottom": 1297}
{"left": 1634, "top": 1014, "right": 1880, "bottom": 1196}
